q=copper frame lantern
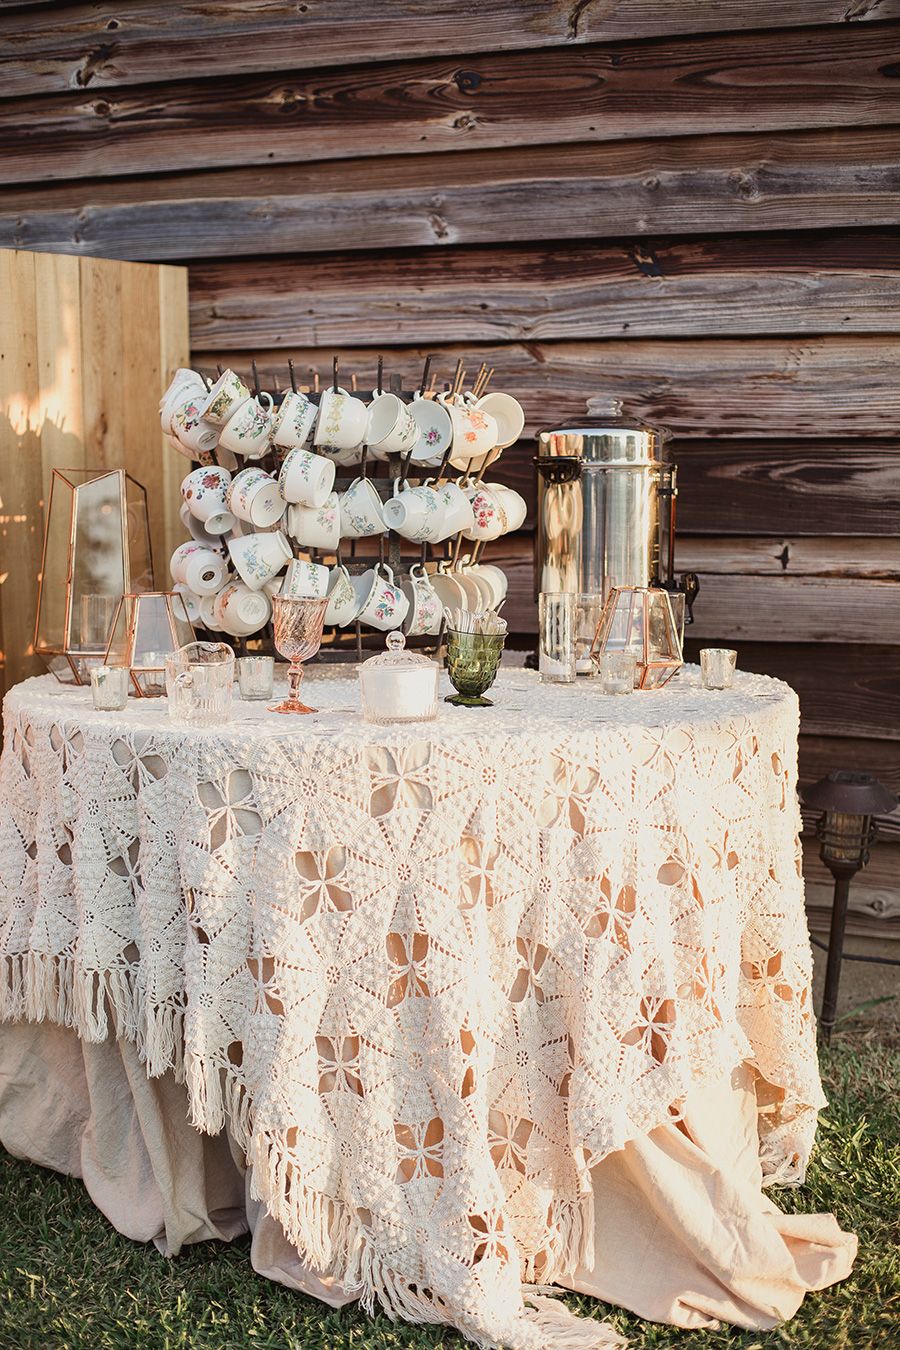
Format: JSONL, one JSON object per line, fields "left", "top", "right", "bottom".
{"left": 34, "top": 468, "right": 154, "bottom": 685}
{"left": 104, "top": 592, "right": 195, "bottom": 697}
{"left": 590, "top": 585, "right": 683, "bottom": 690}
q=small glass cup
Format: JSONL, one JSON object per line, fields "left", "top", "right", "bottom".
{"left": 700, "top": 647, "right": 737, "bottom": 690}
{"left": 237, "top": 655, "right": 275, "bottom": 701}
{"left": 598, "top": 649, "right": 637, "bottom": 695}
{"left": 165, "top": 642, "right": 235, "bottom": 725}
{"left": 575, "top": 592, "right": 605, "bottom": 676}
{"left": 90, "top": 664, "right": 129, "bottom": 711}
{"left": 539, "top": 591, "right": 575, "bottom": 684}
{"left": 445, "top": 631, "right": 505, "bottom": 707}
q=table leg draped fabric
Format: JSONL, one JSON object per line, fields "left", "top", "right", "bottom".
{"left": 0, "top": 672, "right": 852, "bottom": 1348}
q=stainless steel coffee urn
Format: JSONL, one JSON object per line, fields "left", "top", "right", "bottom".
{"left": 534, "top": 419, "right": 688, "bottom": 602}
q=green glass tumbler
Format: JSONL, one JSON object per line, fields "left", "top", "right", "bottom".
{"left": 445, "top": 631, "right": 505, "bottom": 707}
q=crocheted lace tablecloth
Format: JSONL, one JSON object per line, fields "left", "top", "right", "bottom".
{"left": 0, "top": 668, "right": 823, "bottom": 1349}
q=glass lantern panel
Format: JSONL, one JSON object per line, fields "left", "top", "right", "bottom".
{"left": 646, "top": 590, "right": 680, "bottom": 662}
{"left": 124, "top": 474, "right": 154, "bottom": 591}
{"left": 35, "top": 470, "right": 77, "bottom": 657}
{"left": 104, "top": 596, "right": 134, "bottom": 668}
{"left": 170, "top": 595, "right": 195, "bottom": 650}
{"left": 603, "top": 590, "right": 645, "bottom": 654}
{"left": 132, "top": 595, "right": 178, "bottom": 668}
{"left": 69, "top": 472, "right": 127, "bottom": 651}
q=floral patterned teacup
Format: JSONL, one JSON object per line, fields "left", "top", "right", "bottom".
{"left": 439, "top": 392, "right": 498, "bottom": 461}
{"left": 278, "top": 445, "right": 335, "bottom": 508}
{"left": 338, "top": 477, "right": 387, "bottom": 539}
{"left": 287, "top": 491, "right": 341, "bottom": 551}
{"left": 218, "top": 393, "right": 275, "bottom": 458}
{"left": 201, "top": 369, "right": 252, "bottom": 426}
{"left": 228, "top": 467, "right": 287, "bottom": 529}
{"left": 324, "top": 564, "right": 359, "bottom": 626}
{"left": 350, "top": 563, "right": 409, "bottom": 632}
{"left": 423, "top": 477, "right": 475, "bottom": 541}
{"left": 214, "top": 580, "right": 272, "bottom": 637}
{"left": 271, "top": 390, "right": 318, "bottom": 450}
{"left": 461, "top": 483, "right": 509, "bottom": 542}
{"left": 169, "top": 541, "right": 227, "bottom": 596}
{"left": 402, "top": 564, "right": 443, "bottom": 637}
{"left": 282, "top": 558, "right": 329, "bottom": 599}
{"left": 381, "top": 481, "right": 443, "bottom": 543}
{"left": 227, "top": 529, "right": 292, "bottom": 591}
{"left": 181, "top": 466, "right": 235, "bottom": 535}
{"left": 366, "top": 391, "right": 418, "bottom": 456}
{"left": 408, "top": 392, "right": 453, "bottom": 465}
{"left": 314, "top": 386, "right": 368, "bottom": 452}
{"left": 171, "top": 394, "right": 219, "bottom": 455}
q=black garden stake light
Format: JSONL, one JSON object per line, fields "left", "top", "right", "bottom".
{"left": 801, "top": 771, "right": 898, "bottom": 1043}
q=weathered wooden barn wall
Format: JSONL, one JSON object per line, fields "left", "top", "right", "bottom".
{"left": 0, "top": 248, "right": 188, "bottom": 694}
{"left": 1, "top": 1, "right": 899, "bottom": 934}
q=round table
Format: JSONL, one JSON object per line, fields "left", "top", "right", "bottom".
{"left": 0, "top": 668, "right": 851, "bottom": 1348}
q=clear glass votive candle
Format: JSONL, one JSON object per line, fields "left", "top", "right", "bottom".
{"left": 90, "top": 664, "right": 129, "bottom": 711}
{"left": 598, "top": 649, "right": 637, "bottom": 695}
{"left": 575, "top": 592, "right": 605, "bottom": 675}
{"left": 238, "top": 655, "right": 275, "bottom": 701}
{"left": 700, "top": 647, "right": 737, "bottom": 690}
{"left": 539, "top": 591, "right": 575, "bottom": 684}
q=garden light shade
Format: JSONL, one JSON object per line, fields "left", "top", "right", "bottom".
{"left": 104, "top": 592, "right": 195, "bottom": 697}
{"left": 34, "top": 469, "right": 153, "bottom": 685}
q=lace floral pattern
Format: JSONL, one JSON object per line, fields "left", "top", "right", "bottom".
{"left": 0, "top": 669, "right": 823, "bottom": 1350}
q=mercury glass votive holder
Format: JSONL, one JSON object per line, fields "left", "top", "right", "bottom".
{"left": 445, "top": 631, "right": 505, "bottom": 707}
{"left": 700, "top": 647, "right": 737, "bottom": 690}
{"left": 90, "top": 664, "right": 130, "bottom": 711}
{"left": 237, "top": 655, "right": 275, "bottom": 701}
{"left": 597, "top": 650, "right": 637, "bottom": 695}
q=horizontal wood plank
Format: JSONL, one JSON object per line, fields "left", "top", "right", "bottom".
{"left": 687, "top": 575, "right": 900, "bottom": 645}
{"left": 677, "top": 537, "right": 900, "bottom": 578}
{"left": 189, "top": 339, "right": 900, "bottom": 439}
{"left": 800, "top": 734, "right": 900, "bottom": 797}
{"left": 189, "top": 231, "right": 900, "bottom": 349}
{"left": 7, "top": 23, "right": 900, "bottom": 183}
{"left": 683, "top": 639, "right": 900, "bottom": 741}
{"left": 4, "top": 3, "right": 898, "bottom": 99}
{"left": 6, "top": 127, "right": 900, "bottom": 259}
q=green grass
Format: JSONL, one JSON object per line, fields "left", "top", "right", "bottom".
{"left": 0, "top": 1032, "right": 897, "bottom": 1350}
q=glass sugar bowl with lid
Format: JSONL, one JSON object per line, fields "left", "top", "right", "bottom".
{"left": 359, "top": 632, "right": 440, "bottom": 724}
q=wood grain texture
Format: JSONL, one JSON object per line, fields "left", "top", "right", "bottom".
{"left": 7, "top": 23, "right": 900, "bottom": 183}
{"left": 188, "top": 231, "right": 900, "bottom": 349}
{"left": 677, "top": 536, "right": 900, "bottom": 578}
{"left": 4, "top": 2, "right": 898, "bottom": 99}
{"left": 5, "top": 126, "right": 900, "bottom": 260}
{"left": 687, "top": 575, "right": 900, "bottom": 645}
{"left": 192, "top": 339, "right": 900, "bottom": 438}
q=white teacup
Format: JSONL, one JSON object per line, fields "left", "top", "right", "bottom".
{"left": 350, "top": 563, "right": 409, "bottom": 632}
{"left": 430, "top": 565, "right": 468, "bottom": 613}
{"left": 402, "top": 565, "right": 443, "bottom": 637}
{"left": 483, "top": 481, "right": 528, "bottom": 532}
{"left": 282, "top": 558, "right": 329, "bottom": 599}
{"left": 179, "top": 501, "right": 223, "bottom": 548}
{"left": 315, "top": 387, "right": 368, "bottom": 451}
{"left": 171, "top": 394, "right": 219, "bottom": 455}
{"left": 218, "top": 393, "right": 275, "bottom": 458}
{"left": 408, "top": 392, "right": 453, "bottom": 465}
{"left": 339, "top": 477, "right": 387, "bottom": 538}
{"left": 462, "top": 483, "right": 508, "bottom": 542}
{"left": 199, "top": 593, "right": 226, "bottom": 631}
{"left": 201, "top": 369, "right": 252, "bottom": 426}
{"left": 324, "top": 564, "right": 358, "bottom": 626}
{"left": 215, "top": 580, "right": 272, "bottom": 637}
{"left": 439, "top": 393, "right": 498, "bottom": 462}
{"left": 381, "top": 482, "right": 442, "bottom": 542}
{"left": 287, "top": 492, "right": 341, "bottom": 551}
{"left": 228, "top": 467, "right": 287, "bottom": 529}
{"left": 425, "top": 478, "right": 475, "bottom": 541}
{"left": 366, "top": 391, "right": 418, "bottom": 455}
{"left": 181, "top": 466, "right": 235, "bottom": 535}
{"left": 473, "top": 392, "right": 525, "bottom": 450}
{"left": 278, "top": 446, "right": 336, "bottom": 508}
{"left": 160, "top": 370, "right": 207, "bottom": 433}
{"left": 271, "top": 390, "right": 318, "bottom": 449}
{"left": 172, "top": 583, "right": 204, "bottom": 626}
{"left": 169, "top": 541, "right": 228, "bottom": 596}
{"left": 227, "top": 529, "right": 292, "bottom": 591}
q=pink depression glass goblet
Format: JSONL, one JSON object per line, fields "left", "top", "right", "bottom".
{"left": 269, "top": 595, "right": 329, "bottom": 714}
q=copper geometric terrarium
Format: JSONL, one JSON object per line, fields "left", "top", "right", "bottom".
{"left": 104, "top": 591, "right": 195, "bottom": 696}
{"left": 590, "top": 585, "right": 683, "bottom": 690}
{"left": 34, "top": 469, "right": 153, "bottom": 684}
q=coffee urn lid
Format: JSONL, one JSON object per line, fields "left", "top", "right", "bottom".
{"left": 536, "top": 417, "right": 669, "bottom": 466}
